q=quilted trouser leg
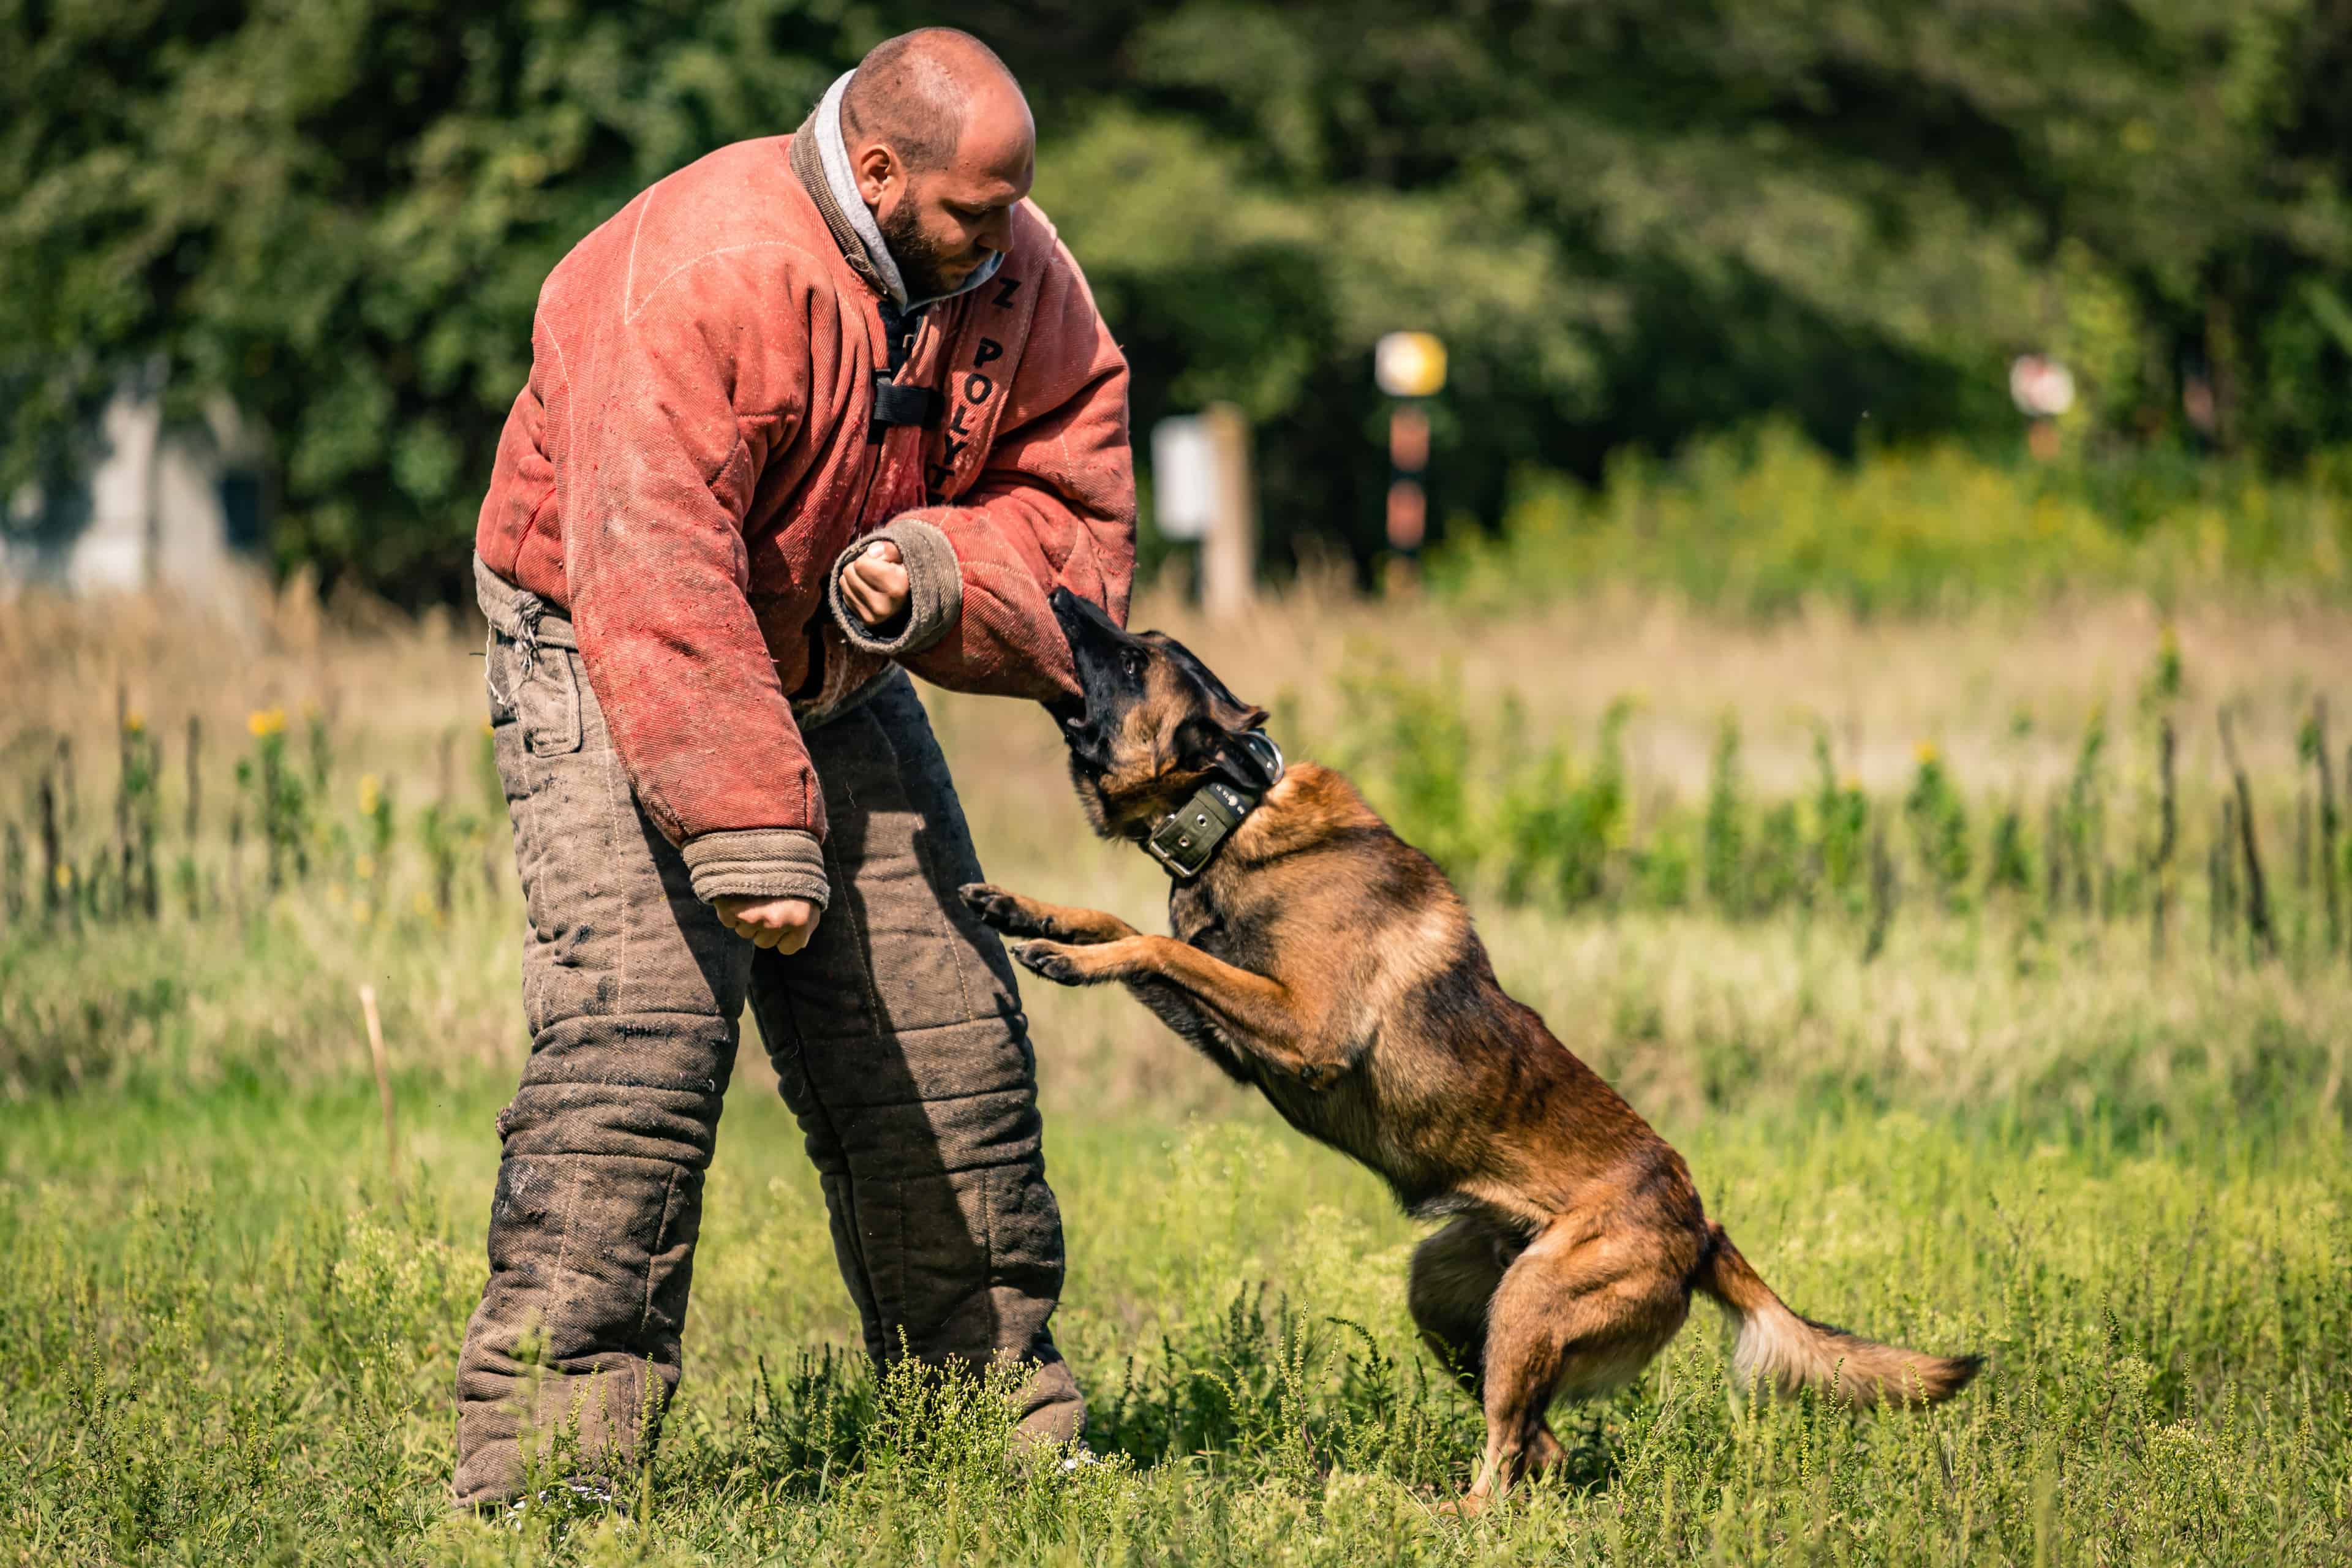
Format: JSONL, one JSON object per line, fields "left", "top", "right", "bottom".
{"left": 453, "top": 630, "right": 754, "bottom": 1508}
{"left": 750, "top": 672, "right": 1085, "bottom": 1444}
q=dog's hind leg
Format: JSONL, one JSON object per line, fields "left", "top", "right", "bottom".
{"left": 1408, "top": 1216, "right": 1511, "bottom": 1392}
{"left": 1411, "top": 1218, "right": 1574, "bottom": 1482}
{"left": 1449, "top": 1223, "right": 1689, "bottom": 1515}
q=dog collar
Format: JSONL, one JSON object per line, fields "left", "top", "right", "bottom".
{"left": 1142, "top": 731, "right": 1284, "bottom": 880}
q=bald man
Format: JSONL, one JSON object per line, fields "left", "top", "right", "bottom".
{"left": 458, "top": 28, "right": 1132, "bottom": 1508}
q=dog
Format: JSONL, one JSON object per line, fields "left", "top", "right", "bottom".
{"left": 962, "top": 588, "right": 1979, "bottom": 1512}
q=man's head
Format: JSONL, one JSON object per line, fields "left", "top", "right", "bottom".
{"left": 842, "top": 29, "right": 1034, "bottom": 301}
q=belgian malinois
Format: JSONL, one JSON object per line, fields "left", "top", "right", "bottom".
{"left": 963, "top": 589, "right": 1979, "bottom": 1511}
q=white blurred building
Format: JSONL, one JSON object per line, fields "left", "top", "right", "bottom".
{"left": 2, "top": 368, "right": 266, "bottom": 604}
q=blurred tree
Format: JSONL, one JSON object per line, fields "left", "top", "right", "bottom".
{"left": 3, "top": 0, "right": 2347, "bottom": 598}
{"left": 1, "top": 0, "right": 864, "bottom": 600}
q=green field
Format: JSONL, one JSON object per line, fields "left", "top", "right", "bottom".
{"left": 3, "top": 588, "right": 2350, "bottom": 1564}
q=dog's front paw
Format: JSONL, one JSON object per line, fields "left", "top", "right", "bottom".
{"left": 960, "top": 881, "right": 1051, "bottom": 938}
{"left": 1014, "top": 940, "right": 1091, "bottom": 986}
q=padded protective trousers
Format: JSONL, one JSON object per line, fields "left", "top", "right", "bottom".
{"left": 451, "top": 619, "right": 1082, "bottom": 1507}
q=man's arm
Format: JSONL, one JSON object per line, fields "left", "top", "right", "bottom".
{"left": 561, "top": 255, "right": 833, "bottom": 921}
{"left": 827, "top": 236, "right": 1136, "bottom": 698}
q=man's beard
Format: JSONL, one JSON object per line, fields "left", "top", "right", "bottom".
{"left": 877, "top": 197, "right": 964, "bottom": 303}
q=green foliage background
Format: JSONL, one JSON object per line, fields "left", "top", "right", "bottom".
{"left": 5, "top": 0, "right": 2351, "bottom": 599}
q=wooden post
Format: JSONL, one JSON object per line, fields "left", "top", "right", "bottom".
{"left": 2, "top": 821, "right": 21, "bottom": 925}
{"left": 358, "top": 984, "right": 401, "bottom": 1183}
{"left": 2214, "top": 797, "right": 2236, "bottom": 954}
{"left": 2219, "top": 709, "right": 2275, "bottom": 959}
{"left": 1199, "top": 402, "right": 1257, "bottom": 621}
{"left": 2150, "top": 717, "right": 2176, "bottom": 962}
{"left": 2043, "top": 793, "right": 2065, "bottom": 917}
{"left": 38, "top": 764, "right": 61, "bottom": 920}
{"left": 116, "top": 684, "right": 134, "bottom": 908}
{"left": 1863, "top": 824, "right": 1896, "bottom": 963}
{"left": 185, "top": 715, "right": 202, "bottom": 843}
{"left": 56, "top": 737, "right": 76, "bottom": 834}
{"left": 2316, "top": 701, "right": 2340, "bottom": 957}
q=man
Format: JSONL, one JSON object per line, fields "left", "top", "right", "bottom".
{"left": 456, "top": 28, "right": 1133, "bottom": 1508}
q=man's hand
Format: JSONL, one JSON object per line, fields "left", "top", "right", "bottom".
{"left": 715, "top": 895, "right": 821, "bottom": 953}
{"left": 838, "top": 539, "right": 910, "bottom": 628}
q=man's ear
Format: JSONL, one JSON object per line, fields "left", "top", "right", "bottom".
{"left": 853, "top": 140, "right": 897, "bottom": 206}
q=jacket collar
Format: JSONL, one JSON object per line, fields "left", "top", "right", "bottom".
{"left": 790, "top": 70, "right": 1004, "bottom": 312}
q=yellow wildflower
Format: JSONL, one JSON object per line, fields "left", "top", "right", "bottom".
{"left": 247, "top": 707, "right": 287, "bottom": 739}
{"left": 355, "top": 854, "right": 377, "bottom": 881}
{"left": 124, "top": 712, "right": 146, "bottom": 735}
{"left": 358, "top": 774, "right": 382, "bottom": 815}
{"left": 1914, "top": 741, "right": 1940, "bottom": 765}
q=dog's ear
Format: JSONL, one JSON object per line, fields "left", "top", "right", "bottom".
{"left": 1210, "top": 693, "right": 1269, "bottom": 736}
{"left": 1175, "top": 699, "right": 1274, "bottom": 788}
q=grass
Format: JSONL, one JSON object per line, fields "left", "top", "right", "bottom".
{"left": 2, "top": 584, "right": 2350, "bottom": 1562}
{"left": 5, "top": 1065, "right": 2346, "bottom": 1563}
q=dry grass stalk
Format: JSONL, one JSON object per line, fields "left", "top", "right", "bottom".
{"left": 358, "top": 983, "right": 400, "bottom": 1183}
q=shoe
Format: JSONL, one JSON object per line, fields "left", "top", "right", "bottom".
{"left": 502, "top": 1477, "right": 627, "bottom": 1529}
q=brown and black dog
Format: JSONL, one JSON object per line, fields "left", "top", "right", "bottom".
{"left": 965, "top": 589, "right": 1978, "bottom": 1512}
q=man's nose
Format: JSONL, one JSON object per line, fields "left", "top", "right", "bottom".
{"left": 980, "top": 206, "right": 1015, "bottom": 255}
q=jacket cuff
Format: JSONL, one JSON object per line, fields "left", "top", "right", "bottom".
{"left": 828, "top": 518, "right": 963, "bottom": 658}
{"left": 680, "top": 828, "right": 831, "bottom": 908}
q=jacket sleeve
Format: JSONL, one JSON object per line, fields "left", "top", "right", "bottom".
{"left": 560, "top": 255, "right": 832, "bottom": 908}
{"left": 829, "top": 242, "right": 1136, "bottom": 699}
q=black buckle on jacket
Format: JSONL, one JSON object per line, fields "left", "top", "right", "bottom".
{"left": 869, "top": 377, "right": 943, "bottom": 441}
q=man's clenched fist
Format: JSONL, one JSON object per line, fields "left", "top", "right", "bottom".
{"left": 839, "top": 538, "right": 910, "bottom": 627}
{"left": 715, "top": 895, "right": 821, "bottom": 953}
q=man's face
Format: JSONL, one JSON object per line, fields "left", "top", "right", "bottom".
{"left": 862, "top": 92, "right": 1035, "bottom": 300}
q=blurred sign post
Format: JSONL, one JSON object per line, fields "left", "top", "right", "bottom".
{"left": 1374, "top": 332, "right": 1446, "bottom": 591}
{"left": 1150, "top": 403, "right": 1256, "bottom": 619}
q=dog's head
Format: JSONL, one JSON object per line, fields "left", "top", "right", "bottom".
{"left": 1046, "top": 587, "right": 1276, "bottom": 841}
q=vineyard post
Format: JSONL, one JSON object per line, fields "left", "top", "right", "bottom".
{"left": 2218, "top": 709, "right": 2275, "bottom": 960}
{"left": 2, "top": 821, "right": 22, "bottom": 925}
{"left": 1863, "top": 824, "right": 1896, "bottom": 963}
{"left": 2316, "top": 701, "right": 2340, "bottom": 956}
{"left": 2296, "top": 786, "right": 2312, "bottom": 895}
{"left": 116, "top": 685, "right": 134, "bottom": 913}
{"left": 56, "top": 737, "right": 76, "bottom": 835}
{"left": 2151, "top": 717, "right": 2176, "bottom": 962}
{"left": 2043, "top": 793, "right": 2065, "bottom": 918}
{"left": 39, "top": 763, "right": 61, "bottom": 921}
{"left": 184, "top": 715, "right": 202, "bottom": 843}
{"left": 2214, "top": 797, "right": 2237, "bottom": 956}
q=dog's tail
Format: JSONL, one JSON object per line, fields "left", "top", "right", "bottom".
{"left": 1694, "top": 1221, "right": 1980, "bottom": 1408}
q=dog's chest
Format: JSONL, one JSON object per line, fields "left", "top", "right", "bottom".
{"left": 1166, "top": 882, "right": 1267, "bottom": 970}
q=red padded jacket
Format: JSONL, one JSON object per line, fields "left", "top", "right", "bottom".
{"left": 473, "top": 134, "right": 1134, "bottom": 908}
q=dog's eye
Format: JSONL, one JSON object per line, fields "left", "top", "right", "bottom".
{"left": 1120, "top": 648, "right": 1146, "bottom": 680}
